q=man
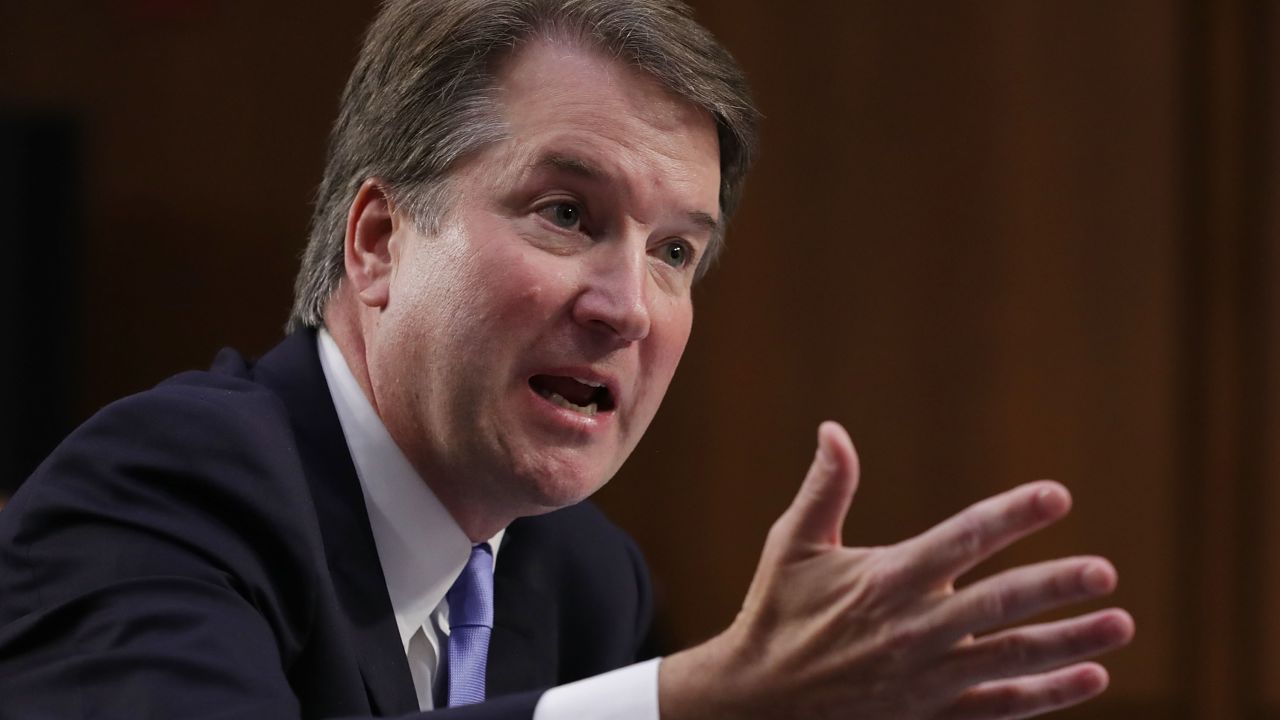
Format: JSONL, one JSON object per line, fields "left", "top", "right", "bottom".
{"left": 0, "top": 1, "right": 1133, "bottom": 718}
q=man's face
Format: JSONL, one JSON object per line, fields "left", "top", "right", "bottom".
{"left": 365, "top": 38, "right": 721, "bottom": 522}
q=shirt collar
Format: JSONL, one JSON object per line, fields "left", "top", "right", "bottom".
{"left": 316, "top": 329, "right": 503, "bottom": 651}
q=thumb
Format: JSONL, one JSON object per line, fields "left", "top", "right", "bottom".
{"left": 777, "top": 421, "right": 861, "bottom": 547}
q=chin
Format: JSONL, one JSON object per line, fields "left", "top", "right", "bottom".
{"left": 506, "top": 452, "right": 619, "bottom": 516}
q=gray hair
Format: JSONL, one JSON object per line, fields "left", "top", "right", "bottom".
{"left": 288, "top": 0, "right": 759, "bottom": 331}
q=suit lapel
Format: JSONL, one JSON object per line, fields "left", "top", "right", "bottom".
{"left": 487, "top": 522, "right": 560, "bottom": 695}
{"left": 253, "top": 331, "right": 420, "bottom": 716}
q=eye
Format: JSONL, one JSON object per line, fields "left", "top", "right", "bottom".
{"left": 658, "top": 239, "right": 694, "bottom": 269}
{"left": 537, "top": 201, "right": 583, "bottom": 231}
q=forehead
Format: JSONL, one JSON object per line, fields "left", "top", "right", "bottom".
{"left": 481, "top": 37, "right": 722, "bottom": 219}
{"left": 498, "top": 38, "right": 712, "bottom": 135}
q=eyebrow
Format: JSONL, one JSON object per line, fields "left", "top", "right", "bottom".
{"left": 536, "top": 153, "right": 607, "bottom": 181}
{"left": 531, "top": 152, "right": 723, "bottom": 239}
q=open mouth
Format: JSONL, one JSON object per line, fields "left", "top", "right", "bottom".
{"left": 529, "top": 374, "right": 616, "bottom": 416}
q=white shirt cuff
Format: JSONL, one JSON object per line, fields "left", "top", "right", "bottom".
{"left": 532, "top": 657, "right": 662, "bottom": 720}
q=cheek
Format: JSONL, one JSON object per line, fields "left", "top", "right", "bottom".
{"left": 642, "top": 301, "right": 694, "bottom": 395}
{"left": 416, "top": 252, "right": 524, "bottom": 332}
{"left": 482, "top": 252, "right": 571, "bottom": 324}
{"left": 662, "top": 326, "right": 693, "bottom": 384}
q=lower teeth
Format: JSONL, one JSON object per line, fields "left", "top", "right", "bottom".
{"left": 544, "top": 391, "right": 597, "bottom": 416}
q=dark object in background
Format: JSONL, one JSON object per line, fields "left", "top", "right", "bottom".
{"left": 0, "top": 114, "right": 80, "bottom": 496}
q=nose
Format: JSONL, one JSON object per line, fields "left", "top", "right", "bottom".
{"left": 572, "top": 242, "right": 651, "bottom": 343}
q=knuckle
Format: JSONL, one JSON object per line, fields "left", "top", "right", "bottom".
{"left": 994, "top": 633, "right": 1035, "bottom": 668}
{"left": 877, "top": 618, "right": 929, "bottom": 658}
{"left": 954, "top": 518, "right": 987, "bottom": 560}
{"left": 1066, "top": 623, "right": 1096, "bottom": 655}
{"left": 892, "top": 621, "right": 928, "bottom": 648}
{"left": 988, "top": 684, "right": 1028, "bottom": 717}
{"left": 1049, "top": 565, "right": 1080, "bottom": 599}
{"left": 765, "top": 517, "right": 789, "bottom": 545}
{"left": 869, "top": 552, "right": 909, "bottom": 589}
{"left": 976, "top": 588, "right": 1007, "bottom": 623}
{"left": 764, "top": 515, "right": 799, "bottom": 552}
{"left": 1044, "top": 680, "right": 1070, "bottom": 708}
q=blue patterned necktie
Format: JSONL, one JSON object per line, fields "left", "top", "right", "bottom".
{"left": 446, "top": 543, "right": 494, "bottom": 707}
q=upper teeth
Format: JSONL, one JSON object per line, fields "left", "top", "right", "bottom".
{"left": 574, "top": 377, "right": 604, "bottom": 388}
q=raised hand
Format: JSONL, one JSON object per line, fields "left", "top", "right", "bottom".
{"left": 660, "top": 421, "right": 1134, "bottom": 720}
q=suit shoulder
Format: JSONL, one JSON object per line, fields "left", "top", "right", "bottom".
{"left": 11, "top": 351, "right": 314, "bottom": 527}
{"left": 1, "top": 355, "right": 323, "bottom": 622}
{"left": 37, "top": 351, "right": 296, "bottom": 485}
{"left": 0, "top": 348, "right": 343, "bottom": 712}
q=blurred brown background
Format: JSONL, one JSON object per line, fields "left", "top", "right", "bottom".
{"left": 1, "top": 1, "right": 1276, "bottom": 718}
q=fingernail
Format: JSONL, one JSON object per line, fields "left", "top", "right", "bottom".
{"left": 1034, "top": 484, "right": 1069, "bottom": 515}
{"left": 815, "top": 441, "right": 834, "bottom": 469}
{"left": 1082, "top": 563, "right": 1114, "bottom": 593}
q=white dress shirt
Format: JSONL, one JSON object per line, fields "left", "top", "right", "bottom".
{"left": 317, "top": 329, "right": 660, "bottom": 718}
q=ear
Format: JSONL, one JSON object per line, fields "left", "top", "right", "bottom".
{"left": 344, "top": 178, "right": 400, "bottom": 309}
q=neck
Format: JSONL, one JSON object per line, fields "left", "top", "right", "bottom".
{"left": 323, "top": 295, "right": 518, "bottom": 543}
{"left": 322, "top": 296, "right": 378, "bottom": 415}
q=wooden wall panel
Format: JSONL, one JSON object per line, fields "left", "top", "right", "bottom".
{"left": 603, "top": 3, "right": 1185, "bottom": 714}
{"left": 1173, "top": 0, "right": 1277, "bottom": 717}
{"left": 1251, "top": 0, "right": 1280, "bottom": 714}
{"left": 0, "top": 1, "right": 379, "bottom": 418}
{"left": 3, "top": 2, "right": 1275, "bottom": 718}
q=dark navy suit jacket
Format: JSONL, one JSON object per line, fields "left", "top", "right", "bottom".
{"left": 0, "top": 331, "right": 653, "bottom": 719}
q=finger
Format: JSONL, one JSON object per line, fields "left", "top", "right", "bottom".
{"left": 892, "top": 481, "right": 1072, "bottom": 590}
{"left": 774, "top": 421, "right": 861, "bottom": 547}
{"left": 936, "top": 662, "right": 1110, "bottom": 720}
{"left": 932, "top": 557, "right": 1118, "bottom": 643}
{"left": 939, "top": 610, "right": 1133, "bottom": 692}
